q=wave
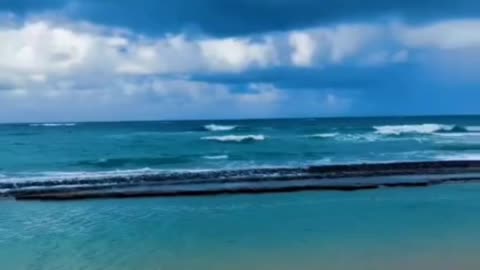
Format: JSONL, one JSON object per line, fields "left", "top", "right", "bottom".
{"left": 203, "top": 155, "right": 229, "bottom": 160}
{"left": 434, "top": 133, "right": 474, "bottom": 138}
{"left": 0, "top": 166, "right": 301, "bottom": 186}
{"left": 467, "top": 126, "right": 480, "bottom": 132}
{"left": 0, "top": 168, "right": 164, "bottom": 184}
{"left": 435, "top": 153, "right": 480, "bottom": 161}
{"left": 373, "top": 124, "right": 463, "bottom": 135}
{"left": 75, "top": 156, "right": 193, "bottom": 168}
{"left": 29, "top": 123, "right": 77, "bottom": 127}
{"left": 201, "top": 135, "right": 265, "bottom": 143}
{"left": 336, "top": 134, "right": 382, "bottom": 143}
{"left": 5, "top": 160, "right": 480, "bottom": 200}
{"left": 436, "top": 143, "right": 480, "bottom": 151}
{"left": 204, "top": 124, "right": 237, "bottom": 131}
{"left": 306, "top": 133, "right": 339, "bottom": 139}
{"left": 309, "top": 132, "right": 431, "bottom": 143}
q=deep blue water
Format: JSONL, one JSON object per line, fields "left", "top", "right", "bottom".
{"left": 1, "top": 115, "right": 480, "bottom": 182}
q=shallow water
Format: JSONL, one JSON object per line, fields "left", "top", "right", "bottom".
{"left": 2, "top": 183, "right": 480, "bottom": 270}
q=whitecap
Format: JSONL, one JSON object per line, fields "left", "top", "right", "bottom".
{"left": 0, "top": 167, "right": 216, "bottom": 184}
{"left": 467, "top": 126, "right": 480, "bottom": 132}
{"left": 434, "top": 132, "right": 480, "bottom": 138}
{"left": 435, "top": 153, "right": 480, "bottom": 161}
{"left": 312, "top": 158, "right": 332, "bottom": 165}
{"left": 203, "top": 155, "right": 229, "bottom": 160}
{"left": 30, "top": 123, "right": 77, "bottom": 127}
{"left": 306, "top": 133, "right": 338, "bottom": 139}
{"left": 373, "top": 124, "right": 453, "bottom": 135}
{"left": 336, "top": 134, "right": 381, "bottom": 142}
{"left": 204, "top": 124, "right": 237, "bottom": 131}
{"left": 201, "top": 134, "right": 265, "bottom": 143}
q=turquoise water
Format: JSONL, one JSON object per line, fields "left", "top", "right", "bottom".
{"left": 2, "top": 116, "right": 480, "bottom": 269}
{"left": 1, "top": 116, "right": 480, "bottom": 182}
{"left": 2, "top": 184, "right": 480, "bottom": 269}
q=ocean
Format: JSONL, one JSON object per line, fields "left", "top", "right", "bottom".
{"left": 1, "top": 115, "right": 480, "bottom": 269}
{"left": 1, "top": 115, "right": 480, "bottom": 180}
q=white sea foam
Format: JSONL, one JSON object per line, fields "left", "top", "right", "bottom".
{"left": 203, "top": 155, "right": 229, "bottom": 160}
{"left": 373, "top": 124, "right": 453, "bottom": 135}
{"left": 435, "top": 153, "right": 480, "bottom": 161}
{"left": 466, "top": 126, "right": 480, "bottom": 132}
{"left": 0, "top": 167, "right": 215, "bottom": 184}
{"left": 202, "top": 134, "right": 265, "bottom": 142}
{"left": 434, "top": 132, "right": 480, "bottom": 138}
{"left": 30, "top": 123, "right": 77, "bottom": 127}
{"left": 306, "top": 133, "right": 339, "bottom": 139}
{"left": 12, "top": 168, "right": 158, "bottom": 181}
{"left": 336, "top": 134, "right": 381, "bottom": 142}
{"left": 204, "top": 124, "right": 237, "bottom": 131}
{"left": 312, "top": 158, "right": 332, "bottom": 165}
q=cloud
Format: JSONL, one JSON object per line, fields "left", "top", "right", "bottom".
{"left": 0, "top": 17, "right": 399, "bottom": 93}
{"left": 395, "top": 19, "right": 480, "bottom": 49}
{"left": 0, "top": 77, "right": 353, "bottom": 122}
{"left": 5, "top": 16, "right": 479, "bottom": 91}
{"left": 0, "top": 19, "right": 281, "bottom": 87}
{"left": 361, "top": 49, "right": 409, "bottom": 66}
{"left": 287, "top": 23, "right": 398, "bottom": 67}
{"left": 199, "top": 38, "right": 278, "bottom": 72}
{"left": 2, "top": 13, "right": 480, "bottom": 121}
{"left": 5, "top": 0, "right": 480, "bottom": 36}
{"left": 285, "top": 19, "right": 480, "bottom": 67}
{"left": 289, "top": 32, "right": 316, "bottom": 67}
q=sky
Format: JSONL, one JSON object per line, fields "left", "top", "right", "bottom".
{"left": 1, "top": 0, "right": 480, "bottom": 122}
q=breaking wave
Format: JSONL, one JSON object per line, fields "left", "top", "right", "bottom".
{"left": 203, "top": 155, "right": 229, "bottom": 160}
{"left": 30, "top": 123, "right": 77, "bottom": 127}
{"left": 204, "top": 124, "right": 237, "bottom": 131}
{"left": 467, "top": 126, "right": 480, "bottom": 132}
{"left": 306, "top": 133, "right": 339, "bottom": 139}
{"left": 373, "top": 124, "right": 466, "bottom": 135}
{"left": 202, "top": 135, "right": 265, "bottom": 143}
{"left": 435, "top": 153, "right": 480, "bottom": 161}
{"left": 4, "top": 161, "right": 480, "bottom": 200}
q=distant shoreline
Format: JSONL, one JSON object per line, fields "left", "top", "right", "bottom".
{"left": 6, "top": 160, "right": 480, "bottom": 201}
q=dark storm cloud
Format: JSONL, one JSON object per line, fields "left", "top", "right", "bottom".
{"left": 0, "top": 0, "right": 66, "bottom": 14}
{"left": 2, "top": 0, "right": 480, "bottom": 36}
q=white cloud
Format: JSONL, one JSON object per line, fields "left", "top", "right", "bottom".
{"left": 287, "top": 23, "right": 387, "bottom": 66}
{"left": 286, "top": 19, "right": 480, "bottom": 67}
{"left": 199, "top": 38, "right": 278, "bottom": 72}
{"left": 325, "top": 24, "right": 382, "bottom": 63}
{"left": 396, "top": 20, "right": 480, "bottom": 49}
{"left": 0, "top": 19, "right": 279, "bottom": 87}
{"left": 2, "top": 15, "right": 480, "bottom": 121}
{"left": 0, "top": 17, "right": 424, "bottom": 86}
{"left": 0, "top": 17, "right": 347, "bottom": 122}
{"left": 289, "top": 32, "right": 316, "bottom": 67}
{"left": 6, "top": 17, "right": 472, "bottom": 92}
{"left": 1, "top": 17, "right": 479, "bottom": 91}
{"left": 0, "top": 77, "right": 352, "bottom": 122}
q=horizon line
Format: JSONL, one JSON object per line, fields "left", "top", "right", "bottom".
{"left": 2, "top": 113, "right": 480, "bottom": 125}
